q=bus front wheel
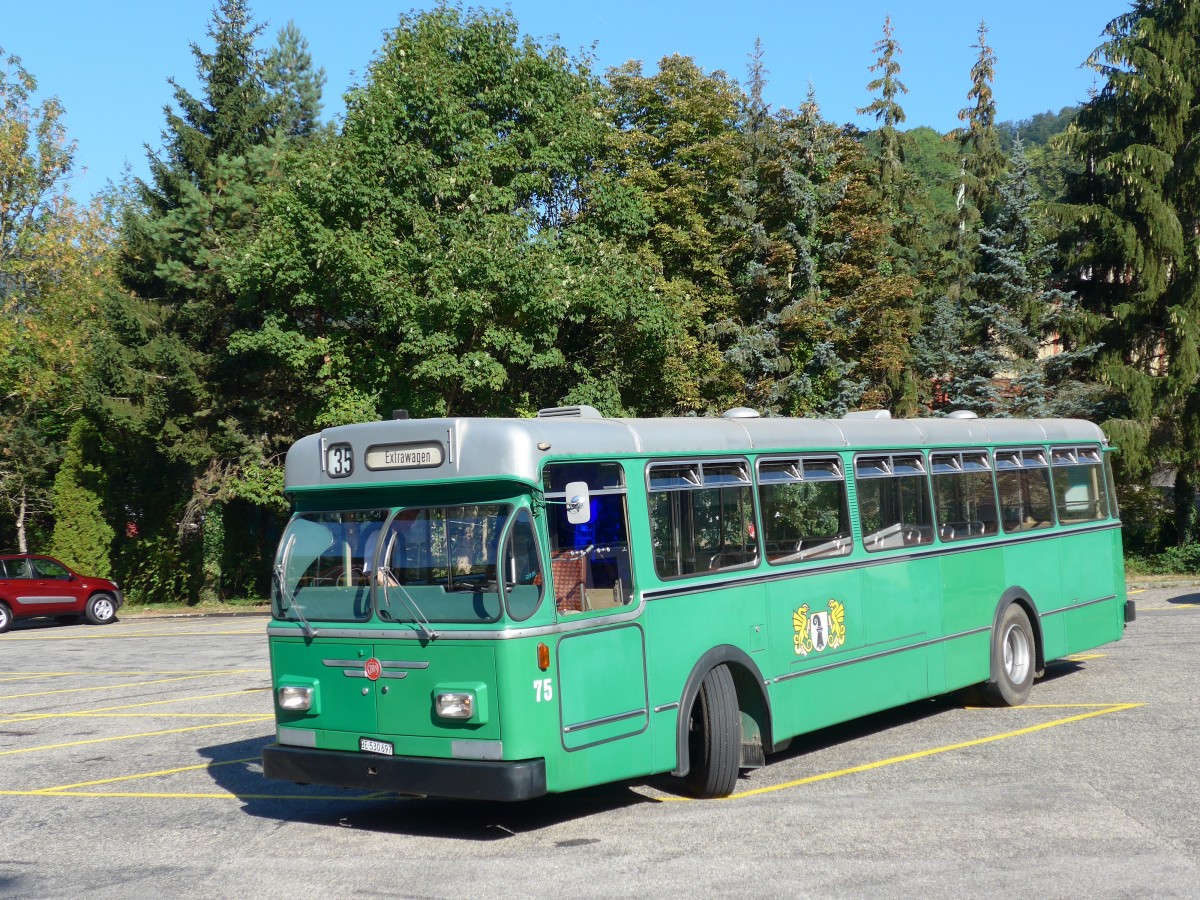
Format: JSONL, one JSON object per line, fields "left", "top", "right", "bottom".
{"left": 982, "top": 603, "right": 1035, "bottom": 707}
{"left": 684, "top": 664, "right": 741, "bottom": 798}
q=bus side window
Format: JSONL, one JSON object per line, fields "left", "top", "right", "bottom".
{"left": 931, "top": 451, "right": 999, "bottom": 542}
{"left": 1051, "top": 446, "right": 1107, "bottom": 525}
{"left": 996, "top": 449, "right": 1055, "bottom": 532}
{"left": 855, "top": 454, "right": 935, "bottom": 552}
{"left": 542, "top": 462, "right": 634, "bottom": 615}
{"left": 503, "top": 509, "right": 544, "bottom": 622}
{"left": 758, "top": 457, "right": 852, "bottom": 564}
{"left": 647, "top": 460, "right": 759, "bottom": 578}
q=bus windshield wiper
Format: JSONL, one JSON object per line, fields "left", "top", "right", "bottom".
{"left": 379, "top": 567, "right": 439, "bottom": 641}
{"left": 273, "top": 564, "right": 316, "bottom": 638}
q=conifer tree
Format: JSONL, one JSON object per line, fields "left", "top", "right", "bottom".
{"left": 98, "top": 0, "right": 324, "bottom": 599}
{"left": 1059, "top": 0, "right": 1200, "bottom": 542}
{"left": 954, "top": 20, "right": 1006, "bottom": 229}
{"left": 719, "top": 47, "right": 841, "bottom": 414}
{"left": 956, "top": 141, "right": 1098, "bottom": 417}
{"left": 264, "top": 21, "right": 326, "bottom": 137}
{"left": 858, "top": 16, "right": 908, "bottom": 192}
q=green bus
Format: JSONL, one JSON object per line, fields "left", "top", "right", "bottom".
{"left": 262, "top": 406, "right": 1134, "bottom": 801}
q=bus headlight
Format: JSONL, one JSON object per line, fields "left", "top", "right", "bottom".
{"left": 277, "top": 685, "right": 313, "bottom": 711}
{"left": 435, "top": 692, "right": 474, "bottom": 719}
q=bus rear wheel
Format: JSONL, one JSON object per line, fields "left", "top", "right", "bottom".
{"left": 982, "top": 603, "right": 1035, "bottom": 707}
{"left": 684, "top": 664, "right": 741, "bottom": 798}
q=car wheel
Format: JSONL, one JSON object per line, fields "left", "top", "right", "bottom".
{"left": 0, "top": 602, "right": 11, "bottom": 634}
{"left": 85, "top": 593, "right": 118, "bottom": 625}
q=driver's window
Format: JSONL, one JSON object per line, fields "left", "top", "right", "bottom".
{"left": 503, "top": 509, "right": 543, "bottom": 622}
{"left": 543, "top": 462, "right": 634, "bottom": 616}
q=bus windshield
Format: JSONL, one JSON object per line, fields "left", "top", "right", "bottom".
{"left": 273, "top": 509, "right": 387, "bottom": 623}
{"left": 373, "top": 504, "right": 512, "bottom": 624}
{"left": 273, "top": 504, "right": 528, "bottom": 626}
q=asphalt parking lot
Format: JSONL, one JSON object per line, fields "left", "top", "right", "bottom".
{"left": 1, "top": 586, "right": 1198, "bottom": 899}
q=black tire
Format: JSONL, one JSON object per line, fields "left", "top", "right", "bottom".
{"left": 0, "top": 602, "right": 11, "bottom": 634}
{"left": 85, "top": 593, "right": 118, "bottom": 626}
{"left": 981, "top": 603, "right": 1035, "bottom": 706}
{"left": 684, "top": 664, "right": 741, "bottom": 798}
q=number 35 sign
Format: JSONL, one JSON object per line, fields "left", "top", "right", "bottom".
{"left": 326, "top": 443, "right": 353, "bottom": 478}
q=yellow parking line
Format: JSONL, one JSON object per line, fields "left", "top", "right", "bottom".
{"left": 1138, "top": 604, "right": 1199, "bottom": 610}
{"left": 4, "top": 629, "right": 265, "bottom": 640}
{"left": 1005, "top": 702, "right": 1125, "bottom": 709}
{"left": 7, "top": 757, "right": 391, "bottom": 802}
{"left": 0, "top": 716, "right": 273, "bottom": 756}
{"left": 33, "top": 712, "right": 270, "bottom": 719}
{"left": 37, "top": 756, "right": 262, "bottom": 791}
{"left": 0, "top": 789, "right": 386, "bottom": 801}
{"left": 1064, "top": 653, "right": 1106, "bottom": 661}
{"left": 0, "top": 688, "right": 270, "bottom": 723}
{"left": 657, "top": 702, "right": 1142, "bottom": 803}
{"left": 0, "top": 672, "right": 262, "bottom": 702}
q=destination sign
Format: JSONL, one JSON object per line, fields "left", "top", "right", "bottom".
{"left": 365, "top": 441, "right": 445, "bottom": 471}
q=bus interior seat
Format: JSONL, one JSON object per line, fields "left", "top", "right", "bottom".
{"left": 864, "top": 522, "right": 905, "bottom": 550}
{"left": 550, "top": 549, "right": 587, "bottom": 614}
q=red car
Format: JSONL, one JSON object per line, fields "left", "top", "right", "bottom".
{"left": 0, "top": 554, "right": 124, "bottom": 633}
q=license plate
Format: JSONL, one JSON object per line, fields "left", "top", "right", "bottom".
{"left": 359, "top": 737, "right": 394, "bottom": 756}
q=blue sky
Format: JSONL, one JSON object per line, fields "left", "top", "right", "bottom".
{"left": 5, "top": 1, "right": 1129, "bottom": 201}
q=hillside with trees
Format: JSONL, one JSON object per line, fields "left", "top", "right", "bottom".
{"left": 3, "top": 0, "right": 1198, "bottom": 599}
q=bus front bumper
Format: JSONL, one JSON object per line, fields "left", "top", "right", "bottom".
{"left": 262, "top": 744, "right": 547, "bottom": 802}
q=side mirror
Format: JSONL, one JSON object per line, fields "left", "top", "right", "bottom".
{"left": 564, "top": 481, "right": 591, "bottom": 525}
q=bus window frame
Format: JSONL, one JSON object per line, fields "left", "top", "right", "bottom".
{"left": 372, "top": 502, "right": 513, "bottom": 625}
{"left": 994, "top": 447, "right": 1057, "bottom": 534}
{"left": 645, "top": 457, "right": 760, "bottom": 580}
{"left": 541, "top": 460, "right": 636, "bottom": 617}
{"left": 1050, "top": 444, "right": 1108, "bottom": 526}
{"left": 754, "top": 454, "right": 853, "bottom": 565}
{"left": 852, "top": 451, "right": 936, "bottom": 553}
{"left": 272, "top": 507, "right": 389, "bottom": 624}
{"left": 498, "top": 505, "right": 546, "bottom": 623}
{"left": 929, "top": 449, "right": 1000, "bottom": 543}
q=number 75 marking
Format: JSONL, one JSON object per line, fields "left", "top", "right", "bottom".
{"left": 533, "top": 678, "right": 553, "bottom": 702}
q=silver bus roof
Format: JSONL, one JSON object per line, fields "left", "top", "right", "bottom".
{"left": 285, "top": 410, "right": 1108, "bottom": 493}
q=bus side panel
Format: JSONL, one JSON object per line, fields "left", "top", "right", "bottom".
{"left": 1002, "top": 537, "right": 1067, "bottom": 660}
{"left": 940, "top": 545, "right": 1004, "bottom": 693}
{"left": 643, "top": 585, "right": 765, "bottom": 776}
{"left": 1058, "top": 528, "right": 1126, "bottom": 657}
{"left": 858, "top": 556, "right": 937, "bottom": 703}
{"left": 545, "top": 623, "right": 654, "bottom": 793}
{"left": 766, "top": 568, "right": 863, "bottom": 740}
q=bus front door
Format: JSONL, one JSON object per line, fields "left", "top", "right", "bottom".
{"left": 553, "top": 624, "right": 651, "bottom": 787}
